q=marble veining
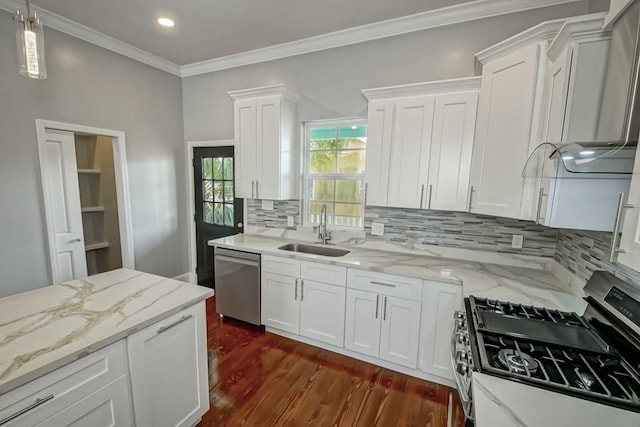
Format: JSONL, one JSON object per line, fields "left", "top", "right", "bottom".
{"left": 0, "top": 269, "right": 213, "bottom": 394}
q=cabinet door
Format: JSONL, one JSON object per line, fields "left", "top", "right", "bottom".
{"left": 618, "top": 145, "right": 640, "bottom": 271}
{"left": 379, "top": 296, "right": 421, "bottom": 369}
{"left": 235, "top": 99, "right": 257, "bottom": 198}
{"left": 470, "top": 44, "right": 540, "bottom": 219}
{"left": 344, "top": 289, "right": 381, "bottom": 358}
{"left": 256, "top": 96, "right": 281, "bottom": 200}
{"left": 419, "top": 281, "right": 462, "bottom": 379}
{"left": 261, "top": 272, "right": 300, "bottom": 333}
{"left": 387, "top": 96, "right": 435, "bottom": 209}
{"left": 127, "top": 302, "right": 209, "bottom": 427}
{"left": 300, "top": 280, "right": 346, "bottom": 347}
{"left": 428, "top": 92, "right": 478, "bottom": 212}
{"left": 364, "top": 100, "right": 394, "bottom": 206}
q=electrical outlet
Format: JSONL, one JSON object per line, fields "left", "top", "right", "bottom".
{"left": 512, "top": 235, "right": 524, "bottom": 249}
{"left": 371, "top": 222, "right": 385, "bottom": 236}
{"left": 287, "top": 216, "right": 295, "bottom": 227}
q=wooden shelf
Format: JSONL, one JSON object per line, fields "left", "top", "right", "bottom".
{"left": 77, "top": 168, "right": 101, "bottom": 174}
{"left": 85, "top": 241, "right": 109, "bottom": 251}
{"left": 81, "top": 206, "right": 105, "bottom": 213}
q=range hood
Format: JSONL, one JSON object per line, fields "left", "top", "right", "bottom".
{"left": 523, "top": 2, "right": 640, "bottom": 179}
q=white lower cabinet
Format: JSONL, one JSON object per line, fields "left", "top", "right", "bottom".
{"left": 379, "top": 296, "right": 421, "bottom": 368}
{"left": 300, "top": 280, "right": 346, "bottom": 347}
{"left": 262, "top": 272, "right": 300, "bottom": 333}
{"left": 419, "top": 280, "right": 463, "bottom": 380}
{"left": 127, "top": 302, "right": 209, "bottom": 427}
{"left": 344, "top": 289, "right": 382, "bottom": 357}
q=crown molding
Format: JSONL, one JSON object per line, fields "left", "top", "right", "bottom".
{"left": 228, "top": 84, "right": 300, "bottom": 102}
{"left": 181, "top": 0, "right": 583, "bottom": 77}
{"left": 547, "top": 13, "right": 609, "bottom": 60}
{"left": 362, "top": 76, "right": 481, "bottom": 101}
{"left": 0, "top": 0, "right": 181, "bottom": 76}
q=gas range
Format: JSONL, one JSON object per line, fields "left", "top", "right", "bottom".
{"left": 452, "top": 271, "right": 640, "bottom": 423}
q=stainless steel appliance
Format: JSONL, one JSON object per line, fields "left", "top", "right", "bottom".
{"left": 213, "top": 248, "right": 261, "bottom": 325}
{"left": 452, "top": 271, "right": 640, "bottom": 423}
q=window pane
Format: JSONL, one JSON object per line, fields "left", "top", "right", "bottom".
{"left": 310, "top": 127, "right": 337, "bottom": 150}
{"left": 334, "top": 214, "right": 363, "bottom": 228}
{"left": 224, "top": 204, "right": 234, "bottom": 226}
{"left": 338, "top": 124, "right": 367, "bottom": 140}
{"left": 214, "top": 203, "right": 223, "bottom": 225}
{"left": 309, "top": 151, "right": 336, "bottom": 173}
{"left": 337, "top": 150, "right": 366, "bottom": 174}
{"left": 213, "top": 158, "right": 223, "bottom": 179}
{"left": 335, "top": 179, "right": 363, "bottom": 203}
{"left": 204, "top": 202, "right": 213, "bottom": 224}
{"left": 224, "top": 181, "right": 234, "bottom": 202}
{"left": 308, "top": 179, "right": 334, "bottom": 202}
{"left": 223, "top": 157, "right": 233, "bottom": 180}
{"left": 203, "top": 180, "right": 213, "bottom": 202}
{"left": 335, "top": 203, "right": 363, "bottom": 217}
{"left": 202, "top": 158, "right": 212, "bottom": 179}
{"left": 214, "top": 181, "right": 223, "bottom": 202}
{"left": 308, "top": 202, "right": 334, "bottom": 225}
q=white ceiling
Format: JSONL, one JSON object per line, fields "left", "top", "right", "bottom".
{"left": 30, "top": 0, "right": 474, "bottom": 65}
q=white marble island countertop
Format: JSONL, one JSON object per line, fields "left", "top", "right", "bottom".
{"left": 0, "top": 268, "right": 213, "bottom": 394}
{"left": 209, "top": 234, "right": 586, "bottom": 313}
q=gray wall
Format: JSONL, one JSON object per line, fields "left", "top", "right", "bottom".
{"left": 0, "top": 9, "right": 187, "bottom": 296}
{"left": 183, "top": 2, "right": 594, "bottom": 142}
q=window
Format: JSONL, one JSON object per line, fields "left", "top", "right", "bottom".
{"left": 304, "top": 119, "right": 367, "bottom": 228}
{"left": 202, "top": 157, "right": 234, "bottom": 226}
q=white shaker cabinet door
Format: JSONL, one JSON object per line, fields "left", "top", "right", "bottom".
{"left": 428, "top": 91, "right": 478, "bottom": 212}
{"left": 300, "top": 280, "right": 346, "bottom": 347}
{"left": 379, "top": 296, "right": 421, "bottom": 369}
{"left": 387, "top": 96, "right": 435, "bottom": 209}
{"left": 256, "top": 96, "right": 280, "bottom": 200}
{"left": 127, "top": 302, "right": 209, "bottom": 427}
{"left": 262, "top": 272, "right": 300, "bottom": 333}
{"left": 234, "top": 98, "right": 258, "bottom": 199}
{"left": 618, "top": 140, "right": 640, "bottom": 271}
{"left": 364, "top": 99, "right": 394, "bottom": 207}
{"left": 345, "top": 289, "right": 382, "bottom": 358}
{"left": 419, "top": 281, "right": 463, "bottom": 379}
{"left": 470, "top": 43, "right": 540, "bottom": 219}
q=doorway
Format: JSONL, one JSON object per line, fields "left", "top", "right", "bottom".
{"left": 192, "top": 146, "right": 244, "bottom": 288}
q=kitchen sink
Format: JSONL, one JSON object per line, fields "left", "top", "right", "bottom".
{"left": 278, "top": 243, "right": 350, "bottom": 257}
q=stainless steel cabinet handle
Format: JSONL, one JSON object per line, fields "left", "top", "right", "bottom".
{"left": 609, "top": 192, "right": 635, "bottom": 262}
{"left": 535, "top": 186, "right": 547, "bottom": 224}
{"left": 0, "top": 394, "right": 55, "bottom": 425}
{"left": 72, "top": 238, "right": 82, "bottom": 242}
{"left": 251, "top": 180, "right": 255, "bottom": 199}
{"left": 428, "top": 184, "right": 433, "bottom": 210}
{"left": 364, "top": 183, "right": 368, "bottom": 206}
{"left": 294, "top": 278, "right": 298, "bottom": 300}
{"left": 214, "top": 255, "right": 259, "bottom": 268}
{"left": 375, "top": 294, "right": 379, "bottom": 319}
{"left": 256, "top": 181, "right": 259, "bottom": 198}
{"left": 420, "top": 184, "right": 425, "bottom": 208}
{"left": 157, "top": 314, "right": 193, "bottom": 335}
{"left": 468, "top": 185, "right": 475, "bottom": 211}
{"left": 383, "top": 296, "right": 388, "bottom": 321}
{"left": 371, "top": 281, "right": 396, "bottom": 288}
{"left": 300, "top": 280, "right": 304, "bottom": 301}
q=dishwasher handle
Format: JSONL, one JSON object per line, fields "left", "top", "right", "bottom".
{"left": 215, "top": 255, "right": 260, "bottom": 268}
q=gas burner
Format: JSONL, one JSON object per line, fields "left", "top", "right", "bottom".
{"left": 575, "top": 369, "right": 596, "bottom": 390}
{"left": 497, "top": 349, "right": 539, "bottom": 375}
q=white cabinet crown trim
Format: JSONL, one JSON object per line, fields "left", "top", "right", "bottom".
{"left": 362, "top": 76, "right": 481, "bottom": 101}
{"left": 228, "top": 84, "right": 300, "bottom": 103}
{"left": 547, "top": 13, "right": 609, "bottom": 60}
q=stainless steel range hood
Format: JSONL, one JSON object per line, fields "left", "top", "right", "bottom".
{"left": 523, "top": 1, "right": 640, "bottom": 178}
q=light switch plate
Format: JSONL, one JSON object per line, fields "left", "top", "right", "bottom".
{"left": 512, "top": 235, "right": 524, "bottom": 249}
{"left": 287, "top": 216, "right": 295, "bottom": 227}
{"left": 371, "top": 222, "right": 385, "bottom": 236}
{"left": 261, "top": 200, "right": 274, "bottom": 210}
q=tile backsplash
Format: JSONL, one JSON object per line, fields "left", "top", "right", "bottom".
{"left": 247, "top": 199, "right": 300, "bottom": 230}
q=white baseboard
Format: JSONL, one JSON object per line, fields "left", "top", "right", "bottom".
{"left": 172, "top": 272, "right": 195, "bottom": 283}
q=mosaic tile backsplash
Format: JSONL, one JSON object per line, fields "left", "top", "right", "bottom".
{"left": 247, "top": 199, "right": 300, "bottom": 230}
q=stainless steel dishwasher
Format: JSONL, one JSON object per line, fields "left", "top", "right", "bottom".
{"left": 213, "top": 247, "right": 261, "bottom": 325}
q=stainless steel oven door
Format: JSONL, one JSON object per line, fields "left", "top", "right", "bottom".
{"left": 451, "top": 312, "right": 474, "bottom": 421}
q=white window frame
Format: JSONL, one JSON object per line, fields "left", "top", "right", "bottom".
{"left": 302, "top": 117, "right": 367, "bottom": 230}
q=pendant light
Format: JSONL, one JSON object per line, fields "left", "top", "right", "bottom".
{"left": 14, "top": 0, "right": 47, "bottom": 79}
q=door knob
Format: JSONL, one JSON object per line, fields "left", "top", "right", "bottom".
{"left": 237, "top": 222, "right": 243, "bottom": 228}
{"left": 73, "top": 238, "right": 82, "bottom": 242}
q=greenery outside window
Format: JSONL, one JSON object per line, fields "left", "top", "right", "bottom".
{"left": 304, "top": 119, "right": 367, "bottom": 228}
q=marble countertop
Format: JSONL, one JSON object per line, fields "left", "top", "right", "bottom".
{"left": 0, "top": 269, "right": 213, "bottom": 394}
{"left": 209, "top": 233, "right": 586, "bottom": 313}
{"left": 473, "top": 372, "right": 640, "bottom": 426}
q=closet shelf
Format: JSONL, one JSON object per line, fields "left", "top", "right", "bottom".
{"left": 81, "top": 206, "right": 105, "bottom": 213}
{"left": 85, "top": 241, "right": 109, "bottom": 251}
{"left": 77, "top": 168, "right": 101, "bottom": 174}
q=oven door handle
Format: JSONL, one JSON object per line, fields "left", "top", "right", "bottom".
{"left": 450, "top": 326, "right": 474, "bottom": 420}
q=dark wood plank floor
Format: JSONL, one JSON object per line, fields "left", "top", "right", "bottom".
{"left": 198, "top": 297, "right": 465, "bottom": 427}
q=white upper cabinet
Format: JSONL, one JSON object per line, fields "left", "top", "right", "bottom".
{"left": 229, "top": 85, "right": 298, "bottom": 200}
{"left": 362, "top": 77, "right": 480, "bottom": 211}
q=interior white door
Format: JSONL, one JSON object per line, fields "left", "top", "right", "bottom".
{"left": 470, "top": 44, "right": 540, "bottom": 219}
{"left": 261, "top": 272, "right": 300, "bottom": 333}
{"left": 43, "top": 129, "right": 87, "bottom": 283}
{"left": 364, "top": 100, "right": 394, "bottom": 206}
{"left": 299, "top": 280, "right": 346, "bottom": 347}
{"left": 387, "top": 96, "right": 435, "bottom": 209}
{"left": 428, "top": 92, "right": 478, "bottom": 211}
{"left": 379, "top": 295, "right": 421, "bottom": 368}
{"left": 234, "top": 98, "right": 257, "bottom": 198}
{"left": 256, "top": 96, "right": 280, "bottom": 200}
{"left": 344, "top": 289, "right": 381, "bottom": 358}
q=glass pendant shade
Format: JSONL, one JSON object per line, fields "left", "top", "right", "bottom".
{"left": 14, "top": 9, "right": 47, "bottom": 79}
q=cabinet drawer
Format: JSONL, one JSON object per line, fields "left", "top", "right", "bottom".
{"left": 262, "top": 255, "right": 301, "bottom": 277}
{"left": 347, "top": 269, "right": 422, "bottom": 301}
{"left": 0, "top": 341, "right": 128, "bottom": 426}
{"left": 301, "top": 261, "right": 346, "bottom": 287}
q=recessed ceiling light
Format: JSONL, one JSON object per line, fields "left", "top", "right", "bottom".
{"left": 562, "top": 156, "right": 574, "bottom": 160}
{"left": 157, "top": 17, "right": 175, "bottom": 27}
{"left": 579, "top": 150, "right": 595, "bottom": 156}
{"left": 351, "top": 125, "right": 358, "bottom": 129}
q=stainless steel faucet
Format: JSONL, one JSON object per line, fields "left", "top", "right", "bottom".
{"left": 315, "top": 204, "right": 332, "bottom": 244}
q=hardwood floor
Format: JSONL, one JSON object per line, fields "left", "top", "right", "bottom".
{"left": 198, "top": 297, "right": 465, "bottom": 427}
